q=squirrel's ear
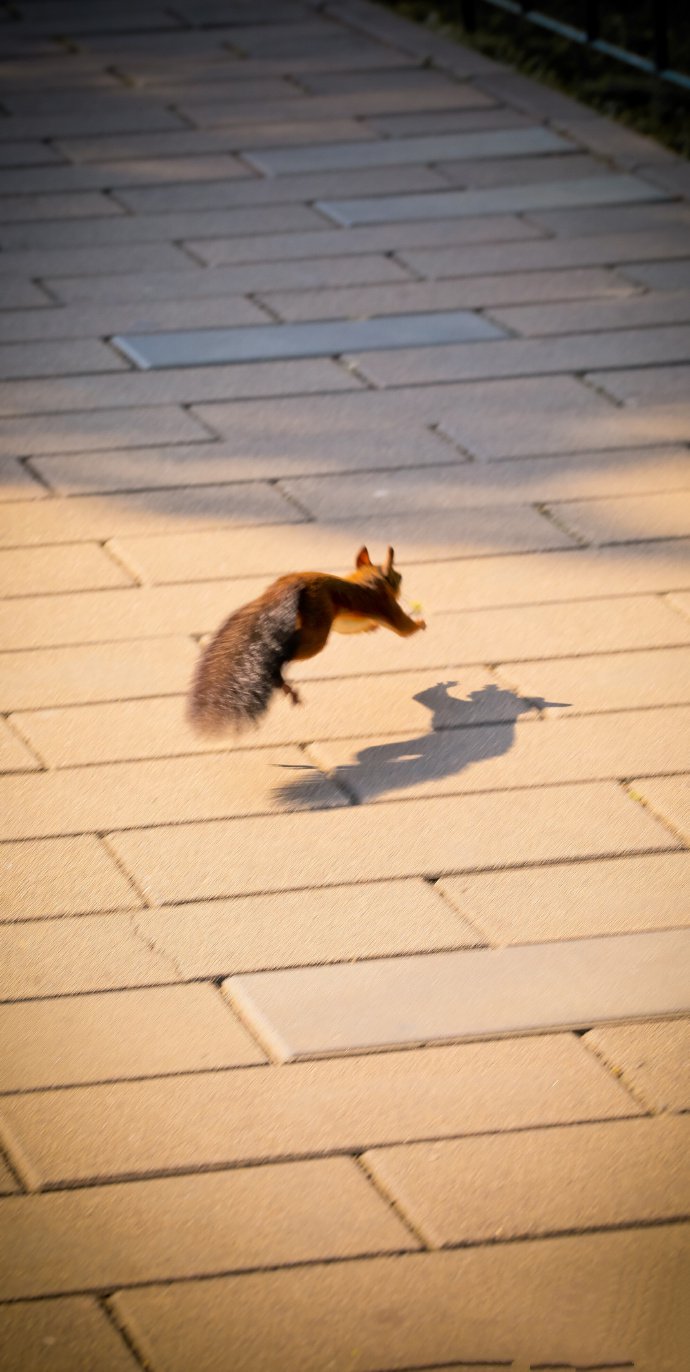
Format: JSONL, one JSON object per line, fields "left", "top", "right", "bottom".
{"left": 385, "top": 546, "right": 395, "bottom": 575}
{"left": 356, "top": 546, "right": 371, "bottom": 567}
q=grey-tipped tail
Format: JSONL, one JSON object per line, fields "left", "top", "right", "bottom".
{"left": 188, "top": 582, "right": 301, "bottom": 734}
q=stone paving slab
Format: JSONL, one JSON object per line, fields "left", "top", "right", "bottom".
{"left": 487, "top": 289, "right": 690, "bottom": 335}
{"left": 305, "top": 706, "right": 690, "bottom": 805}
{"left": 0, "top": 1299, "right": 140, "bottom": 1372}
{"left": 110, "top": 1226, "right": 690, "bottom": 1371}
{"left": 0, "top": 638, "right": 198, "bottom": 711}
{"left": 106, "top": 783, "right": 678, "bottom": 906}
{"left": 495, "top": 644, "right": 690, "bottom": 713}
{"left": 114, "top": 311, "right": 505, "bottom": 371}
{"left": 258, "top": 266, "right": 635, "bottom": 322}
{"left": 0, "top": 835, "right": 141, "bottom": 922}
{"left": 0, "top": 984, "right": 264, "bottom": 1091}
{"left": 438, "top": 850, "right": 690, "bottom": 944}
{"left": 585, "top": 1018, "right": 690, "bottom": 1113}
{"left": 550, "top": 490, "right": 690, "bottom": 545}
{"left": 588, "top": 360, "right": 690, "bottom": 405}
{"left": 629, "top": 774, "right": 690, "bottom": 843}
{"left": 0, "top": 296, "right": 270, "bottom": 345}
{"left": 0, "top": 914, "right": 177, "bottom": 1001}
{"left": 108, "top": 164, "right": 452, "bottom": 214}
{"left": 0, "top": 720, "right": 39, "bottom": 775}
{"left": 364, "top": 1115, "right": 690, "bottom": 1247}
{"left": 0, "top": 748, "right": 345, "bottom": 843}
{"left": 0, "top": 544, "right": 133, "bottom": 597}
{"left": 0, "top": 1037, "right": 638, "bottom": 1187}
{"left": 244, "top": 126, "right": 571, "bottom": 174}
{"left": 0, "top": 405, "right": 209, "bottom": 457}
{"left": 0, "top": 1160, "right": 415, "bottom": 1299}
{"left": 394, "top": 226, "right": 690, "bottom": 280}
{"left": 0, "top": 339, "right": 128, "bottom": 382}
{"left": 226, "top": 929, "right": 690, "bottom": 1060}
{"left": 318, "top": 173, "right": 661, "bottom": 226}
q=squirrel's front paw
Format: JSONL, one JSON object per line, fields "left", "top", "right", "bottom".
{"left": 415, "top": 618, "right": 427, "bottom": 631}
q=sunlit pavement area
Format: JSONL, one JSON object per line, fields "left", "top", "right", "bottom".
{"left": 0, "top": 1, "right": 689, "bottom": 1368}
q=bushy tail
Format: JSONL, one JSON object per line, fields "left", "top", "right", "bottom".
{"left": 187, "top": 581, "right": 301, "bottom": 734}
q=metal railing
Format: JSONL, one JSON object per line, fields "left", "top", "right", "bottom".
{"left": 458, "top": 1, "right": 690, "bottom": 90}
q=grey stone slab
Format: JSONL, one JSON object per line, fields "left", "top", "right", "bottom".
{"left": 227, "top": 929, "right": 690, "bottom": 1060}
{"left": 0, "top": 156, "right": 254, "bottom": 199}
{"left": 177, "top": 118, "right": 379, "bottom": 149}
{"left": 259, "top": 267, "right": 634, "bottom": 323}
{"left": 362, "top": 107, "right": 533, "bottom": 138}
{"left": 0, "top": 191, "right": 125, "bottom": 223}
{"left": 639, "top": 160, "right": 690, "bottom": 198}
{"left": 0, "top": 296, "right": 268, "bottom": 346}
{"left": 2, "top": 205, "right": 324, "bottom": 252}
{"left": 179, "top": 90, "right": 493, "bottom": 133}
{"left": 437, "top": 150, "right": 608, "bottom": 188}
{"left": 0, "top": 1298, "right": 140, "bottom": 1372}
{"left": 112, "top": 163, "right": 450, "bottom": 214}
{"left": 0, "top": 280, "right": 50, "bottom": 309}
{"left": 587, "top": 362, "right": 690, "bottom": 405}
{"left": 350, "top": 324, "right": 690, "bottom": 389}
{"left": 0, "top": 105, "right": 188, "bottom": 145}
{"left": 396, "top": 228, "right": 690, "bottom": 281}
{"left": 45, "top": 255, "right": 412, "bottom": 305}
{"left": 487, "top": 290, "right": 690, "bottom": 336}
{"left": 318, "top": 175, "right": 662, "bottom": 227}
{"left": 114, "top": 311, "right": 505, "bottom": 370}
{"left": 0, "top": 406, "right": 209, "bottom": 457}
{"left": 0, "top": 340, "right": 127, "bottom": 381}
{"left": 184, "top": 214, "right": 543, "bottom": 269}
{"left": 0, "top": 242, "right": 192, "bottom": 281}
{"left": 621, "top": 259, "right": 690, "bottom": 291}
{"left": 523, "top": 199, "right": 690, "bottom": 239}
{"left": 245, "top": 125, "right": 571, "bottom": 175}
{"left": 0, "top": 142, "right": 64, "bottom": 167}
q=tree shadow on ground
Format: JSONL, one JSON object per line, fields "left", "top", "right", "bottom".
{"left": 273, "top": 680, "right": 570, "bottom": 806}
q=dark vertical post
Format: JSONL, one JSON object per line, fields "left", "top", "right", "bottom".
{"left": 653, "top": 0, "right": 669, "bottom": 70}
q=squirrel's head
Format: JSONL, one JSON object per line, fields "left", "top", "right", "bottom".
{"left": 355, "top": 545, "right": 402, "bottom": 596}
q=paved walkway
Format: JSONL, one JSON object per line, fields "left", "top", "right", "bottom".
{"left": 1, "top": 1, "right": 689, "bottom": 1368}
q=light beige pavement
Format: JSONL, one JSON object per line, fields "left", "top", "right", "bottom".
{"left": 0, "top": 1, "right": 689, "bottom": 1368}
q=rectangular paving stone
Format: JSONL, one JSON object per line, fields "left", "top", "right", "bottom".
{"left": 0, "top": 720, "right": 39, "bottom": 774}
{"left": 110, "top": 1227, "right": 690, "bottom": 1372}
{"left": 0, "top": 279, "right": 52, "bottom": 308}
{"left": 622, "top": 259, "right": 690, "bottom": 291}
{"left": 488, "top": 289, "right": 690, "bottom": 336}
{"left": 10, "top": 667, "right": 515, "bottom": 767}
{"left": 282, "top": 448, "right": 690, "bottom": 518}
{"left": 244, "top": 125, "right": 570, "bottom": 174}
{"left": 0, "top": 914, "right": 180, "bottom": 1000}
{"left": 113, "top": 311, "right": 505, "bottom": 370}
{"left": 362, "top": 106, "right": 533, "bottom": 138}
{"left": 107, "top": 782, "right": 677, "bottom": 906}
{"left": 0, "top": 1157, "right": 17, "bottom": 1194}
{"left": 0, "top": 242, "right": 193, "bottom": 281}
{"left": 0, "top": 836, "right": 141, "bottom": 922}
{"left": 496, "top": 645, "right": 690, "bottom": 714}
{"left": 585, "top": 1019, "right": 690, "bottom": 1112}
{"left": 363, "top": 1116, "right": 690, "bottom": 1247}
{"left": 437, "top": 149, "right": 608, "bottom": 187}
{"left": 0, "top": 984, "right": 264, "bottom": 1092}
{"left": 349, "top": 325, "right": 690, "bottom": 388}
{"left": 0, "top": 482, "right": 300, "bottom": 548}
{"left": 588, "top": 361, "right": 690, "bottom": 405}
{"left": 0, "top": 191, "right": 125, "bottom": 221}
{"left": 110, "top": 506, "right": 575, "bottom": 586}
{"left": 0, "top": 638, "right": 198, "bottom": 711}
{"left": 0, "top": 296, "right": 269, "bottom": 346}
{"left": 110, "top": 164, "right": 451, "bottom": 214}
{"left": 136, "top": 879, "right": 482, "bottom": 982}
{"left": 0, "top": 406, "right": 208, "bottom": 456}
{"left": 0, "top": 339, "right": 129, "bottom": 382}
{"left": 318, "top": 174, "right": 661, "bottom": 226}
{"left": 524, "top": 198, "right": 690, "bottom": 238}
{"left": 0, "top": 1299, "right": 139, "bottom": 1372}
{"left": 226, "top": 928, "right": 690, "bottom": 1060}
{"left": 0, "top": 1160, "right": 413, "bottom": 1299}
{"left": 437, "top": 851, "right": 690, "bottom": 944}
{"left": 396, "top": 227, "right": 690, "bottom": 281}
{"left": 0, "top": 1035, "right": 639, "bottom": 1187}
{"left": 27, "top": 429, "right": 456, "bottom": 494}
{"left": 306, "top": 706, "right": 690, "bottom": 806}
{"left": 551, "top": 491, "right": 690, "bottom": 545}
{"left": 54, "top": 121, "right": 382, "bottom": 163}
{"left": 0, "top": 748, "right": 344, "bottom": 842}
{"left": 0, "top": 456, "right": 45, "bottom": 500}
{"left": 259, "top": 266, "right": 634, "bottom": 322}
{"left": 43, "top": 255, "right": 412, "bottom": 305}
{"left": 182, "top": 214, "right": 544, "bottom": 269}
{"left": 629, "top": 774, "right": 690, "bottom": 843}
{"left": 0, "top": 544, "right": 133, "bottom": 597}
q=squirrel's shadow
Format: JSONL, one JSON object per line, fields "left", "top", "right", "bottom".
{"left": 274, "top": 681, "right": 569, "bottom": 806}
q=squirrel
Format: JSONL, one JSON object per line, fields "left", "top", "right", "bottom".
{"left": 188, "top": 545, "right": 426, "bottom": 734}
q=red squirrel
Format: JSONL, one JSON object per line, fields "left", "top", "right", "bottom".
{"left": 188, "top": 546, "right": 425, "bottom": 733}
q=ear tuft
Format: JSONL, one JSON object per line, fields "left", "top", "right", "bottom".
{"left": 385, "top": 546, "right": 395, "bottom": 575}
{"left": 356, "top": 546, "right": 371, "bottom": 567}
